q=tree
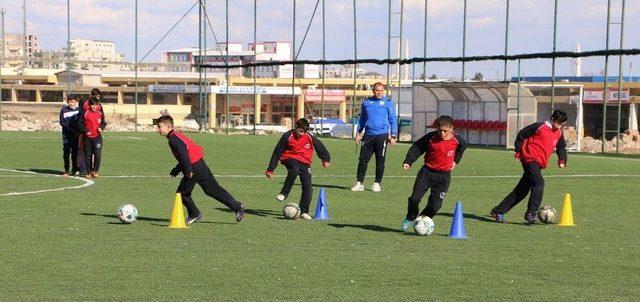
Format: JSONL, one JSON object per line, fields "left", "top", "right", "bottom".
{"left": 472, "top": 72, "right": 484, "bottom": 81}
{"left": 429, "top": 74, "right": 438, "bottom": 80}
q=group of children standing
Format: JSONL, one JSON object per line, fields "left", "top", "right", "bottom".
{"left": 59, "top": 88, "right": 106, "bottom": 178}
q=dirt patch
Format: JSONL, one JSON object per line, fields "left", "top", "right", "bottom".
{"left": 580, "top": 131, "right": 640, "bottom": 154}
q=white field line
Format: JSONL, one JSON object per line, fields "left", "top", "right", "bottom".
{"left": 2, "top": 173, "right": 638, "bottom": 179}
{"left": 2, "top": 136, "right": 147, "bottom": 141}
{"left": 471, "top": 147, "right": 640, "bottom": 162}
{"left": 0, "top": 168, "right": 94, "bottom": 196}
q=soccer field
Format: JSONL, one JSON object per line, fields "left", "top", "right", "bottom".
{"left": 0, "top": 131, "right": 638, "bottom": 301}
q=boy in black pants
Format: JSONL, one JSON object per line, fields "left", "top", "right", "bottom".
{"left": 59, "top": 94, "right": 80, "bottom": 176}
{"left": 156, "top": 115, "right": 245, "bottom": 224}
{"left": 401, "top": 115, "right": 467, "bottom": 231}
{"left": 490, "top": 110, "right": 568, "bottom": 224}
{"left": 266, "top": 118, "right": 331, "bottom": 219}
{"left": 77, "top": 97, "right": 106, "bottom": 178}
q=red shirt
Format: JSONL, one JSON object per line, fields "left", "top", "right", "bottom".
{"left": 280, "top": 132, "right": 315, "bottom": 165}
{"left": 168, "top": 130, "right": 204, "bottom": 164}
{"left": 82, "top": 110, "right": 104, "bottom": 138}
{"left": 424, "top": 135, "right": 464, "bottom": 172}
{"left": 403, "top": 131, "right": 467, "bottom": 173}
{"left": 518, "top": 122, "right": 566, "bottom": 169}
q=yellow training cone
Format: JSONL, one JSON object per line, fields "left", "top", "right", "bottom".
{"left": 559, "top": 193, "right": 575, "bottom": 227}
{"left": 168, "top": 193, "right": 189, "bottom": 229}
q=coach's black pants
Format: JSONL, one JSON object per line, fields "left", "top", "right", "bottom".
{"left": 406, "top": 166, "right": 451, "bottom": 220}
{"left": 82, "top": 135, "right": 102, "bottom": 173}
{"left": 280, "top": 158, "right": 313, "bottom": 214}
{"left": 356, "top": 134, "right": 388, "bottom": 183}
{"left": 177, "top": 160, "right": 243, "bottom": 217}
{"left": 493, "top": 162, "right": 545, "bottom": 215}
{"left": 62, "top": 131, "right": 79, "bottom": 173}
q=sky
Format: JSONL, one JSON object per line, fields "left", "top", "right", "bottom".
{"left": 1, "top": 0, "right": 639, "bottom": 80}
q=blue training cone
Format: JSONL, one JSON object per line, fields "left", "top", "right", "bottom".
{"left": 449, "top": 201, "right": 469, "bottom": 239}
{"left": 314, "top": 188, "right": 330, "bottom": 220}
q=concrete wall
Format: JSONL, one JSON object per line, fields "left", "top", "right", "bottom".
{"left": 1, "top": 102, "right": 192, "bottom": 126}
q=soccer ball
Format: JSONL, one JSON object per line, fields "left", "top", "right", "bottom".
{"left": 413, "top": 216, "right": 435, "bottom": 236}
{"left": 537, "top": 205, "right": 557, "bottom": 224}
{"left": 117, "top": 204, "right": 138, "bottom": 224}
{"left": 282, "top": 203, "right": 301, "bottom": 220}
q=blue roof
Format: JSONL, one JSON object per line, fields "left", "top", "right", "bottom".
{"left": 511, "top": 76, "right": 640, "bottom": 83}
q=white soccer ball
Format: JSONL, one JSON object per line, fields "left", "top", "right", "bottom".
{"left": 537, "top": 205, "right": 557, "bottom": 224}
{"left": 117, "top": 204, "right": 138, "bottom": 224}
{"left": 282, "top": 203, "right": 301, "bottom": 220}
{"left": 413, "top": 216, "right": 435, "bottom": 236}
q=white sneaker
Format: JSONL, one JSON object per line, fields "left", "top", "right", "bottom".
{"left": 371, "top": 182, "right": 381, "bottom": 192}
{"left": 276, "top": 194, "right": 286, "bottom": 202}
{"left": 351, "top": 181, "right": 365, "bottom": 192}
{"left": 300, "top": 213, "right": 312, "bottom": 220}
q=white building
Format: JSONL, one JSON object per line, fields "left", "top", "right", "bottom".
{"left": 2, "top": 33, "right": 40, "bottom": 68}
{"left": 62, "top": 39, "right": 124, "bottom": 70}
{"left": 163, "top": 41, "right": 302, "bottom": 78}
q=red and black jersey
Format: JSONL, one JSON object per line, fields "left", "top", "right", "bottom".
{"left": 78, "top": 109, "right": 106, "bottom": 138}
{"left": 166, "top": 130, "right": 204, "bottom": 176}
{"left": 515, "top": 121, "right": 567, "bottom": 169}
{"left": 267, "top": 130, "right": 331, "bottom": 172}
{"left": 403, "top": 131, "right": 467, "bottom": 172}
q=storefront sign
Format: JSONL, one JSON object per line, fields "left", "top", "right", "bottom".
{"left": 149, "top": 84, "right": 300, "bottom": 95}
{"left": 212, "top": 85, "right": 301, "bottom": 95}
{"left": 303, "top": 89, "right": 346, "bottom": 103}
{"left": 148, "top": 85, "right": 210, "bottom": 93}
{"left": 583, "top": 90, "right": 630, "bottom": 104}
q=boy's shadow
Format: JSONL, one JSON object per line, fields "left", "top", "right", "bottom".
{"left": 80, "top": 212, "right": 228, "bottom": 225}
{"left": 438, "top": 212, "right": 494, "bottom": 223}
{"left": 438, "top": 212, "right": 530, "bottom": 225}
{"left": 18, "top": 168, "right": 64, "bottom": 175}
{"left": 289, "top": 183, "right": 351, "bottom": 190}
{"left": 215, "top": 207, "right": 281, "bottom": 218}
{"left": 328, "top": 223, "right": 404, "bottom": 233}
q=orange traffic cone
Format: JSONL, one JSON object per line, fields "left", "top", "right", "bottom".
{"left": 168, "top": 193, "right": 189, "bottom": 229}
{"left": 558, "top": 193, "right": 575, "bottom": 227}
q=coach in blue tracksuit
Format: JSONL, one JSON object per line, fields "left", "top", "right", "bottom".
{"left": 351, "top": 82, "right": 398, "bottom": 193}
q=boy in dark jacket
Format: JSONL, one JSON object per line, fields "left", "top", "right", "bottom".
{"left": 266, "top": 118, "right": 331, "bottom": 219}
{"left": 156, "top": 115, "right": 245, "bottom": 224}
{"left": 59, "top": 94, "right": 81, "bottom": 176}
{"left": 490, "top": 110, "right": 568, "bottom": 224}
{"left": 78, "top": 97, "right": 107, "bottom": 178}
{"left": 401, "top": 115, "right": 467, "bottom": 231}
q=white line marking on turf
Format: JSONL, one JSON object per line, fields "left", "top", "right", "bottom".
{"left": 0, "top": 168, "right": 94, "bottom": 196}
{"left": 1, "top": 173, "right": 634, "bottom": 179}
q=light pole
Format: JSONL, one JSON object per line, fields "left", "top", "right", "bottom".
{"left": 1, "top": 8, "right": 5, "bottom": 131}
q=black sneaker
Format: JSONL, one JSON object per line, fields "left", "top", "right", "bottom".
{"left": 235, "top": 204, "right": 245, "bottom": 223}
{"left": 186, "top": 213, "right": 203, "bottom": 225}
{"left": 525, "top": 212, "right": 539, "bottom": 225}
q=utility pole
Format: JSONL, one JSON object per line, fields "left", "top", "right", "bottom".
{"left": 22, "top": 0, "right": 28, "bottom": 71}
{"left": 1, "top": 8, "right": 5, "bottom": 131}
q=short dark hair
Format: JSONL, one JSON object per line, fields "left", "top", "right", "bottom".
{"left": 437, "top": 115, "right": 454, "bottom": 127}
{"left": 295, "top": 118, "right": 310, "bottom": 131}
{"left": 67, "top": 94, "right": 77, "bottom": 101}
{"left": 156, "top": 115, "right": 174, "bottom": 126}
{"left": 90, "top": 88, "right": 101, "bottom": 97}
{"left": 551, "top": 110, "right": 568, "bottom": 123}
{"left": 88, "top": 97, "right": 100, "bottom": 106}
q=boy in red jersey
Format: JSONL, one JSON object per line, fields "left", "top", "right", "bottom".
{"left": 266, "top": 118, "right": 331, "bottom": 219}
{"left": 400, "top": 115, "right": 467, "bottom": 231}
{"left": 77, "top": 97, "right": 106, "bottom": 178}
{"left": 156, "top": 115, "right": 245, "bottom": 224}
{"left": 490, "top": 110, "right": 568, "bottom": 224}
